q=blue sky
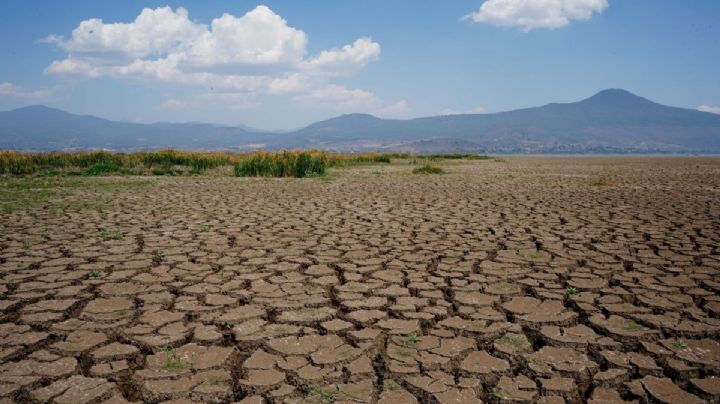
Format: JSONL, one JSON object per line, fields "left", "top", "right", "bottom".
{"left": 1, "top": 0, "right": 719, "bottom": 129}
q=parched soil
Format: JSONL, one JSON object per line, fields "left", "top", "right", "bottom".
{"left": 1, "top": 157, "right": 719, "bottom": 403}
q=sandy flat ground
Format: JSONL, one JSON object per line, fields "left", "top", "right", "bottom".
{"left": 1, "top": 157, "right": 719, "bottom": 403}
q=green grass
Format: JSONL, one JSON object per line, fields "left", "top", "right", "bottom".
{"left": 306, "top": 385, "right": 336, "bottom": 403}
{"left": 88, "top": 270, "right": 102, "bottom": 278}
{"left": 101, "top": 229, "right": 123, "bottom": 241}
{"left": 159, "top": 345, "right": 187, "bottom": 372}
{"left": 2, "top": 149, "right": 494, "bottom": 178}
{"left": 673, "top": 339, "right": 687, "bottom": 349}
{"left": 233, "top": 151, "right": 327, "bottom": 178}
{"left": 412, "top": 164, "right": 444, "bottom": 175}
{"left": 398, "top": 333, "right": 421, "bottom": 347}
{"left": 564, "top": 286, "right": 578, "bottom": 296}
{"left": 497, "top": 334, "right": 526, "bottom": 348}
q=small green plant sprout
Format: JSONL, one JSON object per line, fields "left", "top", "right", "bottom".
{"left": 153, "top": 250, "right": 165, "bottom": 265}
{"left": 399, "top": 333, "right": 421, "bottom": 347}
{"left": 199, "top": 225, "right": 210, "bottom": 232}
{"left": 160, "top": 345, "right": 186, "bottom": 372}
{"left": 673, "top": 339, "right": 688, "bottom": 349}
{"left": 564, "top": 286, "right": 578, "bottom": 296}
{"left": 88, "top": 270, "right": 102, "bottom": 278}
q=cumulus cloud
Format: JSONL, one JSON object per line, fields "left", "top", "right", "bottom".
{"left": 0, "top": 81, "right": 51, "bottom": 98}
{"left": 697, "top": 105, "right": 720, "bottom": 115}
{"left": 306, "top": 37, "right": 381, "bottom": 73}
{"left": 41, "top": 4, "right": 394, "bottom": 114}
{"left": 463, "top": 0, "right": 608, "bottom": 31}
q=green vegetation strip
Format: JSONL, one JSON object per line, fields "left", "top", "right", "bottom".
{"left": 1, "top": 149, "right": 490, "bottom": 178}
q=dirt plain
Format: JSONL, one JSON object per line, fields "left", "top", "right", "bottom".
{"left": 0, "top": 157, "right": 719, "bottom": 403}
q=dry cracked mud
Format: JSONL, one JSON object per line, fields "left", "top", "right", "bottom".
{"left": 1, "top": 157, "right": 719, "bottom": 403}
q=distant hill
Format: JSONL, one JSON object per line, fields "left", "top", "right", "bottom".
{"left": 2, "top": 89, "right": 720, "bottom": 153}
{"left": 0, "top": 105, "right": 273, "bottom": 151}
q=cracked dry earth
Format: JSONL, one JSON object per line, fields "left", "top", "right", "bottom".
{"left": 1, "top": 157, "right": 720, "bottom": 404}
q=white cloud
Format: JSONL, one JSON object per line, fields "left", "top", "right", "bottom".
{"left": 440, "top": 105, "right": 486, "bottom": 115}
{"left": 44, "top": 7, "right": 204, "bottom": 58}
{"left": 43, "top": 6, "right": 380, "bottom": 91}
{"left": 463, "top": 0, "right": 608, "bottom": 31}
{"left": 0, "top": 81, "right": 51, "bottom": 98}
{"left": 41, "top": 5, "right": 398, "bottom": 114}
{"left": 300, "top": 84, "right": 409, "bottom": 118}
{"left": 306, "top": 37, "right": 381, "bottom": 73}
{"left": 697, "top": 105, "right": 720, "bottom": 115}
{"left": 185, "top": 6, "right": 308, "bottom": 67}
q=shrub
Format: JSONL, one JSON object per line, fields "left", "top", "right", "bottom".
{"left": 412, "top": 164, "right": 444, "bottom": 175}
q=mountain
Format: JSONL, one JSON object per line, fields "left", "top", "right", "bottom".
{"left": 0, "top": 105, "right": 274, "bottom": 151}
{"left": 289, "top": 89, "right": 720, "bottom": 153}
{"left": 2, "top": 89, "right": 720, "bottom": 153}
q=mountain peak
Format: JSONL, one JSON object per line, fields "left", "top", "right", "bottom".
{"left": 581, "top": 89, "right": 654, "bottom": 106}
{"left": 10, "top": 104, "right": 64, "bottom": 113}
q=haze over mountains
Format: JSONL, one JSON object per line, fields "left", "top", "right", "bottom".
{"left": 2, "top": 89, "right": 719, "bottom": 153}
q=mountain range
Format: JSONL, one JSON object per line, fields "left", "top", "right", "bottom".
{"left": 2, "top": 89, "right": 720, "bottom": 153}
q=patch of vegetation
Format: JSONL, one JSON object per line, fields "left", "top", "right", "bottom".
{"left": 101, "top": 229, "right": 123, "bottom": 241}
{"left": 412, "top": 164, "right": 444, "bottom": 175}
{"left": 399, "top": 333, "right": 421, "bottom": 347}
{"left": 160, "top": 345, "right": 187, "bottom": 372}
{"left": 234, "top": 151, "right": 327, "bottom": 178}
{"left": 199, "top": 225, "right": 210, "bottom": 232}
{"left": 564, "top": 286, "right": 578, "bottom": 296}
{"left": 497, "top": 334, "right": 526, "bottom": 348}
{"left": 88, "top": 270, "right": 102, "bottom": 278}
{"left": 151, "top": 167, "right": 183, "bottom": 176}
{"left": 153, "top": 250, "right": 165, "bottom": 265}
{"left": 673, "top": 339, "right": 688, "bottom": 349}
{"left": 2, "top": 149, "right": 495, "bottom": 178}
{"left": 306, "top": 385, "right": 336, "bottom": 403}
{"left": 394, "top": 348, "right": 413, "bottom": 357}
